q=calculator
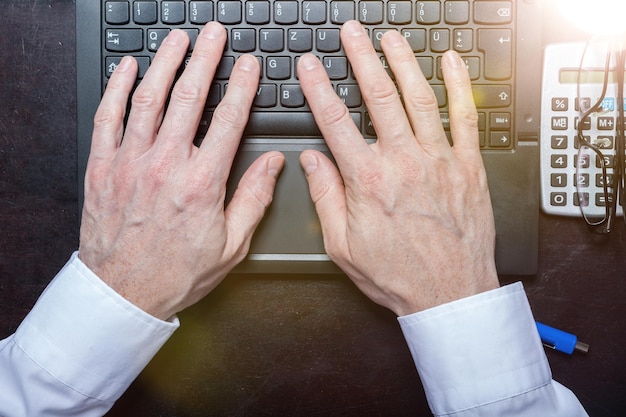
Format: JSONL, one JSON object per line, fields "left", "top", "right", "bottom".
{"left": 540, "top": 42, "right": 623, "bottom": 217}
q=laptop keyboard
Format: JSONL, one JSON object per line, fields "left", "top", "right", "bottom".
{"left": 102, "top": 0, "right": 515, "bottom": 149}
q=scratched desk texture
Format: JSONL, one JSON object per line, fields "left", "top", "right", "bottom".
{"left": 1, "top": 1, "right": 625, "bottom": 417}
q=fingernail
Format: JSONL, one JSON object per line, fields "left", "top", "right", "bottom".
{"left": 267, "top": 155, "right": 284, "bottom": 178}
{"left": 165, "top": 29, "right": 186, "bottom": 45}
{"left": 444, "top": 51, "right": 463, "bottom": 69}
{"left": 382, "top": 29, "right": 404, "bottom": 47}
{"left": 202, "top": 22, "right": 223, "bottom": 40}
{"left": 238, "top": 54, "right": 258, "bottom": 72}
{"left": 115, "top": 56, "right": 133, "bottom": 73}
{"left": 298, "top": 54, "right": 320, "bottom": 72}
{"left": 343, "top": 20, "right": 366, "bottom": 37}
{"left": 300, "top": 152, "right": 318, "bottom": 176}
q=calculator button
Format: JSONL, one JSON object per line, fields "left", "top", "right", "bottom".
{"left": 550, "top": 173, "right": 567, "bottom": 187}
{"left": 550, "top": 192, "right": 567, "bottom": 206}
{"left": 551, "top": 135, "right": 568, "bottom": 149}
{"left": 551, "top": 97, "right": 568, "bottom": 111}
{"left": 597, "top": 117, "right": 615, "bottom": 130}
{"left": 574, "top": 173, "right": 589, "bottom": 187}
{"left": 575, "top": 154, "right": 589, "bottom": 168}
{"left": 574, "top": 192, "right": 589, "bottom": 207}
{"left": 596, "top": 173, "right": 614, "bottom": 187}
{"left": 551, "top": 154, "right": 567, "bottom": 168}
{"left": 551, "top": 116, "right": 568, "bottom": 130}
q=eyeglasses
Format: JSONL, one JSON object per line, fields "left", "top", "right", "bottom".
{"left": 575, "top": 36, "right": 626, "bottom": 234}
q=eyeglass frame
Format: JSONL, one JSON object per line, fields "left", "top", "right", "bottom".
{"left": 575, "top": 37, "right": 626, "bottom": 234}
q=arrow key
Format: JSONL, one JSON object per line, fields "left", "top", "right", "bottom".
{"left": 489, "top": 131, "right": 512, "bottom": 148}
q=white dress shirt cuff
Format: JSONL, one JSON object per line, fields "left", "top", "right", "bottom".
{"left": 398, "top": 282, "right": 552, "bottom": 416}
{"left": 13, "top": 251, "right": 179, "bottom": 403}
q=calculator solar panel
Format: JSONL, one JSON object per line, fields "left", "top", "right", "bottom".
{"left": 77, "top": 0, "right": 541, "bottom": 274}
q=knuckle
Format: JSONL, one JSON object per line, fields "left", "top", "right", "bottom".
{"left": 131, "top": 85, "right": 164, "bottom": 111}
{"left": 405, "top": 88, "right": 439, "bottom": 111}
{"left": 453, "top": 107, "right": 479, "bottom": 129}
{"left": 211, "top": 101, "right": 248, "bottom": 130}
{"left": 93, "top": 105, "right": 122, "bottom": 130}
{"left": 318, "top": 98, "right": 351, "bottom": 127}
{"left": 366, "top": 78, "right": 400, "bottom": 106}
{"left": 171, "top": 78, "right": 205, "bottom": 106}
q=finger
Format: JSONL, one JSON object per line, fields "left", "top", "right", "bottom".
{"left": 380, "top": 30, "right": 448, "bottom": 153}
{"left": 441, "top": 51, "right": 481, "bottom": 158}
{"left": 197, "top": 54, "right": 260, "bottom": 182}
{"left": 340, "top": 21, "right": 414, "bottom": 148}
{"left": 224, "top": 152, "right": 285, "bottom": 259}
{"left": 299, "top": 150, "right": 348, "bottom": 258}
{"left": 297, "top": 53, "right": 371, "bottom": 173}
{"left": 90, "top": 56, "right": 137, "bottom": 160}
{"left": 156, "top": 23, "right": 227, "bottom": 153}
{"left": 122, "top": 29, "right": 189, "bottom": 153}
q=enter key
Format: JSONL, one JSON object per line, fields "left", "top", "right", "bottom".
{"left": 478, "top": 29, "right": 512, "bottom": 80}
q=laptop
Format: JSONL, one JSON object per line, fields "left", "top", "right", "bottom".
{"left": 76, "top": 0, "right": 540, "bottom": 274}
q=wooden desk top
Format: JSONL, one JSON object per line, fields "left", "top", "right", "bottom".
{"left": 1, "top": 1, "right": 624, "bottom": 416}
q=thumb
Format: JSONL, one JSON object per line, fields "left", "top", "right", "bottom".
{"left": 225, "top": 152, "right": 284, "bottom": 255}
{"left": 299, "top": 150, "right": 348, "bottom": 254}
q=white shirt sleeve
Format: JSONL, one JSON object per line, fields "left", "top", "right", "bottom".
{"left": 398, "top": 282, "right": 588, "bottom": 417}
{"left": 0, "top": 252, "right": 179, "bottom": 417}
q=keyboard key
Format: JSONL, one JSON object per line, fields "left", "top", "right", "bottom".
{"left": 281, "top": 84, "right": 305, "bottom": 107}
{"left": 330, "top": 1, "right": 354, "bottom": 24}
{"left": 430, "top": 29, "right": 450, "bottom": 52}
{"left": 416, "top": 1, "right": 440, "bottom": 24}
{"left": 302, "top": 1, "right": 327, "bottom": 24}
{"left": 147, "top": 29, "right": 170, "bottom": 51}
{"left": 105, "top": 29, "right": 143, "bottom": 52}
{"left": 359, "top": 1, "right": 384, "bottom": 24}
{"left": 288, "top": 29, "right": 313, "bottom": 52}
{"left": 231, "top": 28, "right": 256, "bottom": 52}
{"left": 490, "top": 112, "right": 511, "bottom": 129}
{"left": 489, "top": 131, "right": 511, "bottom": 147}
{"left": 105, "top": 1, "right": 130, "bottom": 24}
{"left": 182, "top": 29, "right": 199, "bottom": 51}
{"left": 372, "top": 29, "right": 394, "bottom": 52}
{"left": 316, "top": 29, "right": 341, "bottom": 52}
{"left": 133, "top": 1, "right": 158, "bottom": 24}
{"left": 478, "top": 29, "right": 512, "bottom": 80}
{"left": 444, "top": 1, "right": 469, "bottom": 24}
{"left": 246, "top": 1, "right": 271, "bottom": 24}
{"left": 323, "top": 56, "right": 348, "bottom": 80}
{"left": 388, "top": 2, "right": 412, "bottom": 25}
{"left": 474, "top": 1, "right": 512, "bottom": 24}
{"left": 254, "top": 84, "right": 278, "bottom": 107}
{"left": 190, "top": 1, "right": 213, "bottom": 24}
{"left": 453, "top": 29, "right": 472, "bottom": 52}
{"left": 337, "top": 84, "right": 362, "bottom": 107}
{"left": 402, "top": 29, "right": 427, "bottom": 52}
{"left": 472, "top": 84, "right": 511, "bottom": 108}
{"left": 162, "top": 1, "right": 185, "bottom": 24}
{"left": 260, "top": 29, "right": 284, "bottom": 52}
{"left": 274, "top": 1, "right": 298, "bottom": 24}
{"left": 216, "top": 56, "right": 235, "bottom": 79}
{"left": 217, "top": 1, "right": 242, "bottom": 24}
{"left": 267, "top": 56, "right": 291, "bottom": 80}
{"left": 105, "top": 56, "right": 150, "bottom": 78}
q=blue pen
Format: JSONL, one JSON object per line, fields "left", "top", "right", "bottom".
{"left": 536, "top": 322, "right": 589, "bottom": 355}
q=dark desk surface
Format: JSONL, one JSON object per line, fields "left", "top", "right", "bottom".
{"left": 1, "top": 1, "right": 625, "bottom": 416}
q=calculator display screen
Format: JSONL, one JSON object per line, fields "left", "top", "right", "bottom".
{"left": 559, "top": 69, "right": 617, "bottom": 84}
